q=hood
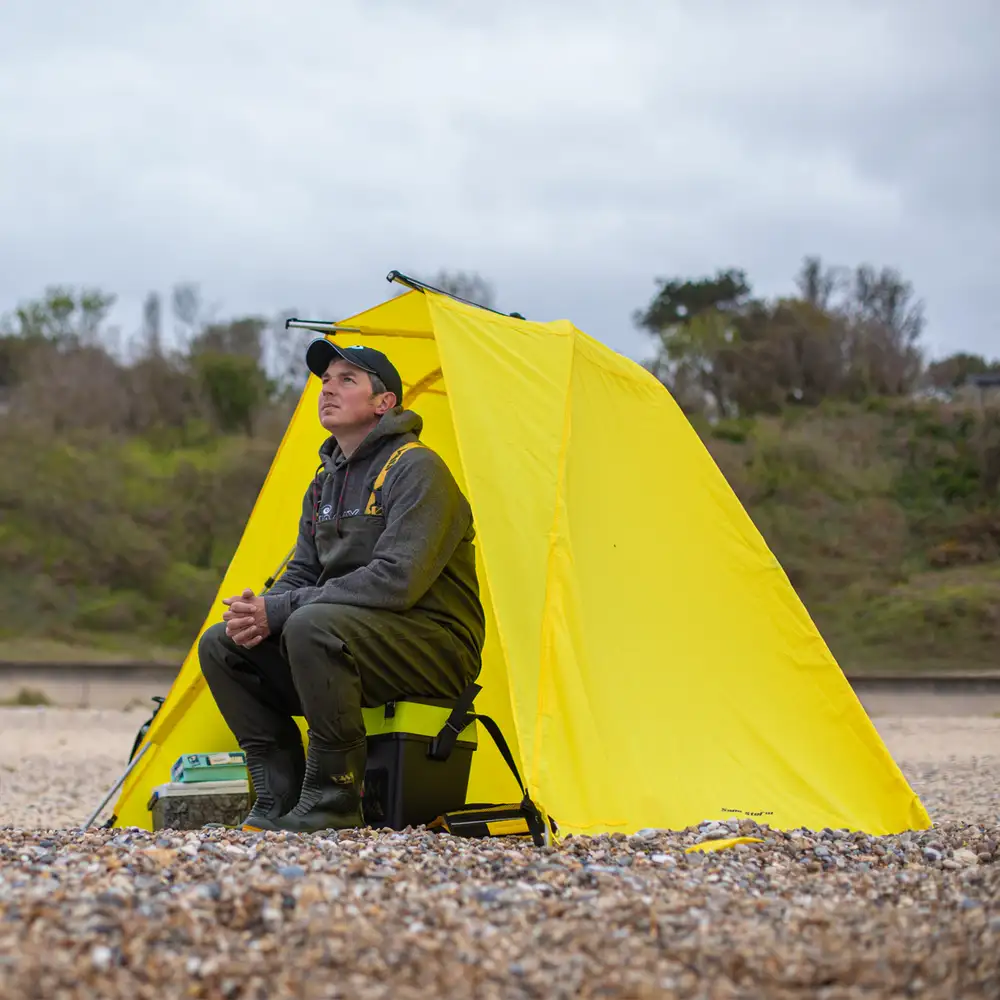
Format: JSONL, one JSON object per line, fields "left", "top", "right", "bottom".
{"left": 318, "top": 407, "right": 424, "bottom": 473}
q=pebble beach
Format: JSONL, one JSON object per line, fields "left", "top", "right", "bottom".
{"left": 1, "top": 708, "right": 998, "bottom": 998}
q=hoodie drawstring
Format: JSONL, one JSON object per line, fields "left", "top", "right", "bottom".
{"left": 310, "top": 463, "right": 325, "bottom": 537}
{"left": 334, "top": 465, "right": 351, "bottom": 537}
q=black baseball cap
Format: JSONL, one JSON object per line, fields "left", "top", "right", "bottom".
{"left": 305, "top": 338, "right": 404, "bottom": 403}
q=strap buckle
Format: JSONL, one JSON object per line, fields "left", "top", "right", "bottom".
{"left": 427, "top": 681, "right": 481, "bottom": 761}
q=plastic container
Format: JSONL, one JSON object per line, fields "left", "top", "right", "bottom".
{"left": 147, "top": 779, "right": 250, "bottom": 831}
{"left": 360, "top": 697, "right": 477, "bottom": 830}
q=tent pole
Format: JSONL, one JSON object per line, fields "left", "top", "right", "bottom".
{"left": 385, "top": 270, "right": 525, "bottom": 320}
{"left": 80, "top": 742, "right": 152, "bottom": 830}
{"left": 262, "top": 546, "right": 295, "bottom": 593}
{"left": 284, "top": 320, "right": 362, "bottom": 336}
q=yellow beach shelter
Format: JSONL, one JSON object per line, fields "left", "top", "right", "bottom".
{"left": 106, "top": 274, "right": 929, "bottom": 837}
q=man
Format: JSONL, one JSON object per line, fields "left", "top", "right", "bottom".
{"left": 199, "top": 339, "right": 486, "bottom": 833}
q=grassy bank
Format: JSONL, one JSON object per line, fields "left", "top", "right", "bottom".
{"left": 2, "top": 398, "right": 998, "bottom": 674}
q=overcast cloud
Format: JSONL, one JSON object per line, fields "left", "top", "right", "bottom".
{"left": 1, "top": 0, "right": 997, "bottom": 362}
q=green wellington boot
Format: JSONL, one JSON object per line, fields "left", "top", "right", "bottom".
{"left": 255, "top": 739, "right": 367, "bottom": 834}
{"left": 241, "top": 745, "right": 305, "bottom": 832}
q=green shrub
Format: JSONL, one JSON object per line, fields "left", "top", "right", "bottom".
{"left": 833, "top": 565, "right": 1000, "bottom": 655}
{"left": 192, "top": 352, "right": 271, "bottom": 434}
{"left": 709, "top": 416, "right": 755, "bottom": 444}
{"left": 72, "top": 590, "right": 152, "bottom": 633}
{"left": 152, "top": 562, "right": 219, "bottom": 627}
{"left": 0, "top": 687, "right": 53, "bottom": 707}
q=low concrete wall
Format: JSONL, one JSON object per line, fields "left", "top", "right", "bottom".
{"left": 2, "top": 662, "right": 999, "bottom": 715}
{"left": 850, "top": 675, "right": 1000, "bottom": 718}
{"left": 0, "top": 663, "right": 178, "bottom": 711}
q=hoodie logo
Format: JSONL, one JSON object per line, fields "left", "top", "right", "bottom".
{"left": 317, "top": 503, "right": 364, "bottom": 524}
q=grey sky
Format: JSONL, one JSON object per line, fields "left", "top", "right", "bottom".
{"left": 1, "top": 0, "right": 997, "bottom": 363}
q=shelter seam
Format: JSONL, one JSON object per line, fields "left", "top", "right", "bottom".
{"left": 530, "top": 324, "right": 579, "bottom": 803}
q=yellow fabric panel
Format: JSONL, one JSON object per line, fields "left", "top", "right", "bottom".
{"left": 333, "top": 288, "right": 434, "bottom": 337}
{"left": 113, "top": 291, "right": 521, "bottom": 827}
{"left": 529, "top": 327, "right": 928, "bottom": 836}
{"left": 426, "top": 294, "right": 576, "bottom": 805}
{"left": 463, "top": 568, "right": 526, "bottom": 806}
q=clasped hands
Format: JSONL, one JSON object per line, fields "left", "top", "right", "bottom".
{"left": 222, "top": 588, "right": 270, "bottom": 648}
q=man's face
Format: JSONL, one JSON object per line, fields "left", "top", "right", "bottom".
{"left": 318, "top": 358, "right": 395, "bottom": 432}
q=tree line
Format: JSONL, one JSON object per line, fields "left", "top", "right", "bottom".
{"left": 635, "top": 256, "right": 999, "bottom": 418}
{"left": 1, "top": 260, "right": 997, "bottom": 445}
{"left": 0, "top": 283, "right": 308, "bottom": 442}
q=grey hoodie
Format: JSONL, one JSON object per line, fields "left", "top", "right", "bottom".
{"left": 261, "top": 408, "right": 486, "bottom": 662}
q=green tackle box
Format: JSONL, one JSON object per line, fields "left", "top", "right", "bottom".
{"left": 170, "top": 751, "right": 248, "bottom": 784}
{"left": 359, "top": 697, "right": 478, "bottom": 831}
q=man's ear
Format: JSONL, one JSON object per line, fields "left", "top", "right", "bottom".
{"left": 375, "top": 392, "right": 398, "bottom": 414}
